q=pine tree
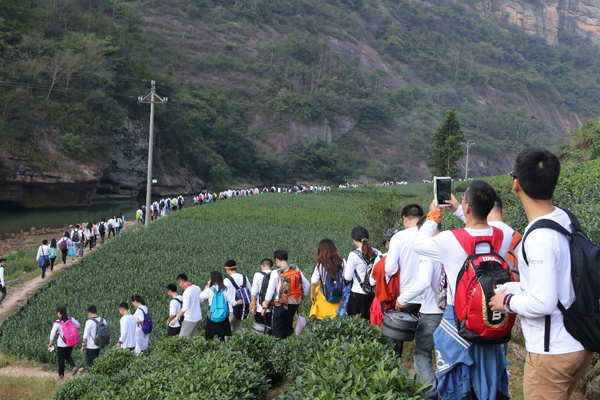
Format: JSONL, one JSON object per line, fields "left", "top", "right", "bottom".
{"left": 427, "top": 109, "right": 465, "bottom": 178}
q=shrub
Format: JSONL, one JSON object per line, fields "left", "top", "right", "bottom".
{"left": 225, "top": 331, "right": 278, "bottom": 377}
{"left": 90, "top": 347, "right": 137, "bottom": 376}
{"left": 53, "top": 374, "right": 128, "bottom": 400}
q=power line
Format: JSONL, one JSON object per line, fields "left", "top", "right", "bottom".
{"left": 0, "top": 80, "right": 148, "bottom": 98}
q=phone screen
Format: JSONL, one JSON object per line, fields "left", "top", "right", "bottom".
{"left": 435, "top": 178, "right": 452, "bottom": 206}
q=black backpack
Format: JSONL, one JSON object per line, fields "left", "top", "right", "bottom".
{"left": 72, "top": 230, "right": 80, "bottom": 243}
{"left": 91, "top": 318, "right": 110, "bottom": 348}
{"left": 522, "top": 207, "right": 600, "bottom": 353}
{"left": 257, "top": 271, "right": 272, "bottom": 306}
{"left": 173, "top": 298, "right": 185, "bottom": 325}
{"left": 352, "top": 250, "right": 376, "bottom": 295}
{"left": 98, "top": 223, "right": 105, "bottom": 234}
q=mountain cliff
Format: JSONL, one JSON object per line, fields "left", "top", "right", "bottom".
{"left": 1, "top": 0, "right": 600, "bottom": 207}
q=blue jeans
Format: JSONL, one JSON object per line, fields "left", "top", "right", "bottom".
{"left": 85, "top": 348, "right": 101, "bottom": 369}
{"left": 116, "top": 226, "right": 121, "bottom": 236}
{"left": 414, "top": 313, "right": 443, "bottom": 400}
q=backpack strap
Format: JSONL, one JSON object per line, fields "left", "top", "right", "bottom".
{"left": 226, "top": 276, "right": 241, "bottom": 291}
{"left": 452, "top": 227, "right": 504, "bottom": 255}
{"left": 259, "top": 271, "right": 266, "bottom": 277}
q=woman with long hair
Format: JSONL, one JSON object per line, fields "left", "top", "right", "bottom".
{"left": 343, "top": 226, "right": 382, "bottom": 320}
{"left": 309, "top": 238, "right": 346, "bottom": 320}
{"left": 200, "top": 271, "right": 231, "bottom": 341}
{"left": 48, "top": 306, "right": 80, "bottom": 379}
{"left": 131, "top": 294, "right": 149, "bottom": 354}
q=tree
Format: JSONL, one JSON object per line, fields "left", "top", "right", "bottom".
{"left": 427, "top": 109, "right": 465, "bottom": 178}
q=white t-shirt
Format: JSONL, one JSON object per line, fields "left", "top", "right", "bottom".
{"left": 169, "top": 295, "right": 183, "bottom": 328}
{"left": 133, "top": 305, "right": 149, "bottom": 354}
{"left": 181, "top": 284, "right": 202, "bottom": 322}
{"left": 224, "top": 273, "right": 251, "bottom": 312}
{"left": 344, "top": 248, "right": 382, "bottom": 294}
{"left": 251, "top": 271, "right": 273, "bottom": 313}
{"left": 50, "top": 317, "right": 81, "bottom": 347}
{"left": 200, "top": 284, "right": 228, "bottom": 306}
{"left": 510, "top": 208, "right": 584, "bottom": 355}
{"left": 83, "top": 317, "right": 106, "bottom": 349}
{"left": 385, "top": 226, "right": 422, "bottom": 304}
{"left": 414, "top": 220, "right": 512, "bottom": 306}
{"left": 397, "top": 257, "right": 445, "bottom": 314}
{"left": 36, "top": 245, "right": 51, "bottom": 261}
{"left": 118, "top": 314, "right": 137, "bottom": 349}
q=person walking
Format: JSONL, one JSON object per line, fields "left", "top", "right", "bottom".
{"left": 116, "top": 302, "right": 136, "bottom": 351}
{"left": 57, "top": 232, "right": 72, "bottom": 264}
{"left": 85, "top": 223, "right": 95, "bottom": 251}
{"left": 131, "top": 295, "right": 150, "bottom": 355}
{"left": 116, "top": 212, "right": 124, "bottom": 237}
{"left": 49, "top": 306, "right": 79, "bottom": 380}
{"left": 173, "top": 274, "right": 202, "bottom": 338}
{"left": 98, "top": 219, "right": 107, "bottom": 244}
{"left": 223, "top": 260, "right": 252, "bottom": 334}
{"left": 344, "top": 227, "right": 382, "bottom": 320}
{"left": 251, "top": 258, "right": 274, "bottom": 333}
{"left": 0, "top": 258, "right": 6, "bottom": 308}
{"left": 200, "top": 271, "right": 232, "bottom": 341}
{"left": 49, "top": 238, "right": 57, "bottom": 272}
{"left": 81, "top": 305, "right": 106, "bottom": 369}
{"left": 309, "top": 239, "right": 346, "bottom": 320}
{"left": 36, "top": 239, "right": 51, "bottom": 279}
{"left": 166, "top": 284, "right": 183, "bottom": 337}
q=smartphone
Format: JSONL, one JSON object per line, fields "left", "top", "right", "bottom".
{"left": 434, "top": 177, "right": 452, "bottom": 207}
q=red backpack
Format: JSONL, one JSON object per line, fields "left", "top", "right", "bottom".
{"left": 453, "top": 227, "right": 517, "bottom": 344}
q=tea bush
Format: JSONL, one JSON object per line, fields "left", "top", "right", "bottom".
{"left": 89, "top": 347, "right": 136, "bottom": 376}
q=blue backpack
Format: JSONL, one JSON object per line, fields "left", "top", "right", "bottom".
{"left": 139, "top": 307, "right": 153, "bottom": 334}
{"left": 322, "top": 268, "right": 344, "bottom": 303}
{"left": 209, "top": 287, "right": 228, "bottom": 323}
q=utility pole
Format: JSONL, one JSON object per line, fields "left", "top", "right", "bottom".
{"left": 139, "top": 81, "right": 168, "bottom": 228}
{"left": 461, "top": 140, "right": 475, "bottom": 180}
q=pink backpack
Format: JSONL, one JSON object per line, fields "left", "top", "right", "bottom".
{"left": 58, "top": 318, "right": 80, "bottom": 347}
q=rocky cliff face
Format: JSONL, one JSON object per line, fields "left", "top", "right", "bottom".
{"left": 0, "top": 119, "right": 205, "bottom": 209}
{"left": 469, "top": 0, "right": 600, "bottom": 46}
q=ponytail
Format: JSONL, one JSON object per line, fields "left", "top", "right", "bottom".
{"left": 351, "top": 226, "right": 376, "bottom": 261}
{"left": 360, "top": 239, "right": 376, "bottom": 261}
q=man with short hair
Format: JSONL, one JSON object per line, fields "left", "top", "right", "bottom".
{"left": 81, "top": 305, "right": 107, "bottom": 369}
{"left": 263, "top": 250, "right": 309, "bottom": 339}
{"left": 385, "top": 203, "right": 424, "bottom": 357}
{"left": 173, "top": 274, "right": 202, "bottom": 338}
{"left": 166, "top": 283, "right": 183, "bottom": 337}
{"left": 116, "top": 302, "right": 136, "bottom": 350}
{"left": 414, "top": 179, "right": 513, "bottom": 399}
{"left": 223, "top": 259, "right": 252, "bottom": 334}
{"left": 490, "top": 148, "right": 593, "bottom": 399}
{"left": 251, "top": 258, "right": 274, "bottom": 334}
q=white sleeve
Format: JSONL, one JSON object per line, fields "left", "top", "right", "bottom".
{"left": 369, "top": 257, "right": 378, "bottom": 287}
{"left": 119, "top": 317, "right": 127, "bottom": 343}
{"left": 265, "top": 273, "right": 279, "bottom": 302}
{"left": 385, "top": 238, "right": 400, "bottom": 277}
{"left": 310, "top": 265, "right": 321, "bottom": 284}
{"left": 71, "top": 318, "right": 80, "bottom": 328}
{"left": 510, "top": 232, "right": 559, "bottom": 317}
{"left": 50, "top": 322, "right": 60, "bottom": 341}
{"left": 36, "top": 246, "right": 42, "bottom": 261}
{"left": 301, "top": 272, "right": 310, "bottom": 295}
{"left": 181, "top": 290, "right": 189, "bottom": 313}
{"left": 224, "top": 280, "right": 237, "bottom": 307}
{"left": 454, "top": 205, "right": 467, "bottom": 223}
{"left": 344, "top": 252, "right": 358, "bottom": 282}
{"left": 397, "top": 257, "right": 434, "bottom": 305}
{"left": 414, "top": 220, "right": 444, "bottom": 262}
{"left": 199, "top": 287, "right": 213, "bottom": 303}
{"left": 83, "top": 321, "right": 92, "bottom": 341}
{"left": 251, "top": 274, "right": 261, "bottom": 296}
{"left": 0, "top": 268, "right": 4, "bottom": 286}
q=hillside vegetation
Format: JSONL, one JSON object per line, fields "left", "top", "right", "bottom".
{"left": 2, "top": 0, "right": 600, "bottom": 184}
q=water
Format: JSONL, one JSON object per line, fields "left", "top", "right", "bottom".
{"left": 0, "top": 197, "right": 192, "bottom": 235}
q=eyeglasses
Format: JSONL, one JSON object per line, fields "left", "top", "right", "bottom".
{"left": 509, "top": 171, "right": 516, "bottom": 180}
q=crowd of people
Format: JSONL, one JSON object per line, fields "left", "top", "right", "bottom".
{"left": 22, "top": 148, "right": 598, "bottom": 398}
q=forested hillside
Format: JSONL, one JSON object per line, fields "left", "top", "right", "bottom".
{"left": 1, "top": 0, "right": 600, "bottom": 205}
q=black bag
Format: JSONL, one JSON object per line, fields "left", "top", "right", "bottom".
{"left": 522, "top": 207, "right": 600, "bottom": 353}
{"left": 71, "top": 230, "right": 80, "bottom": 243}
{"left": 227, "top": 275, "right": 251, "bottom": 320}
{"left": 91, "top": 318, "right": 110, "bottom": 348}
{"left": 352, "top": 250, "right": 376, "bottom": 295}
{"left": 98, "top": 223, "right": 105, "bottom": 234}
{"left": 257, "top": 271, "right": 271, "bottom": 306}
{"left": 173, "top": 298, "right": 185, "bottom": 325}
